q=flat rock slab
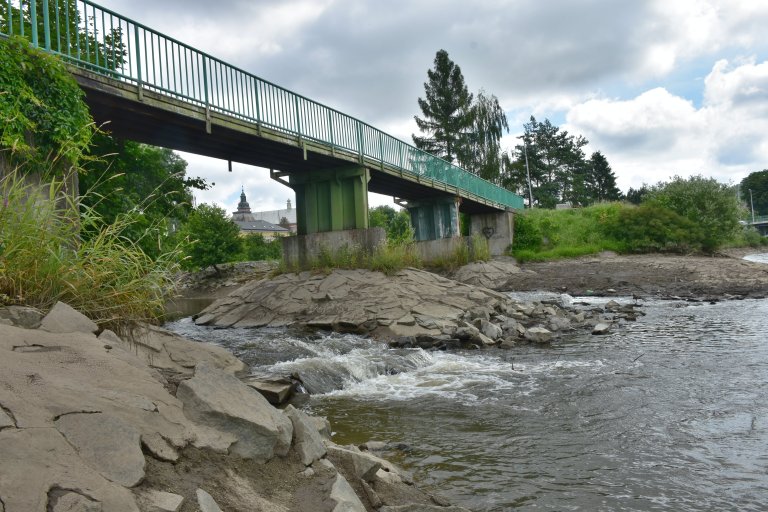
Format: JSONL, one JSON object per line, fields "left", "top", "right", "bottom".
{"left": 135, "top": 489, "right": 184, "bottom": 512}
{"left": 176, "top": 363, "right": 292, "bottom": 462}
{"left": 55, "top": 412, "right": 145, "bottom": 487}
{"left": 196, "top": 267, "right": 511, "bottom": 340}
{"left": 327, "top": 444, "right": 382, "bottom": 482}
{"left": 244, "top": 378, "right": 294, "bottom": 405}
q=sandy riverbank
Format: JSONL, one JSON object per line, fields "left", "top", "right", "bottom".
{"left": 502, "top": 248, "right": 768, "bottom": 299}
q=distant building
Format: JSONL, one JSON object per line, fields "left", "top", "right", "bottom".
{"left": 250, "top": 199, "right": 298, "bottom": 233}
{"left": 231, "top": 189, "right": 289, "bottom": 240}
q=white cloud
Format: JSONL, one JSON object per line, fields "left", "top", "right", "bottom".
{"left": 566, "top": 59, "right": 768, "bottom": 191}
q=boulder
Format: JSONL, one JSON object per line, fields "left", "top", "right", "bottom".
{"left": 311, "top": 415, "right": 333, "bottom": 440}
{"left": 40, "top": 301, "right": 98, "bottom": 334}
{"left": 327, "top": 444, "right": 382, "bottom": 482}
{"left": 176, "top": 363, "right": 292, "bottom": 462}
{"left": 54, "top": 412, "right": 145, "bottom": 487}
{"left": 50, "top": 491, "right": 102, "bottom": 512}
{"left": 244, "top": 377, "right": 294, "bottom": 405}
{"left": 524, "top": 327, "right": 552, "bottom": 344}
{"left": 329, "top": 473, "right": 366, "bottom": 512}
{"left": 478, "top": 319, "right": 502, "bottom": 340}
{"left": 141, "top": 432, "right": 179, "bottom": 463}
{"left": 196, "top": 489, "right": 223, "bottom": 512}
{"left": 0, "top": 306, "right": 43, "bottom": 329}
{"left": 592, "top": 323, "right": 612, "bottom": 335}
{"left": 284, "top": 405, "right": 326, "bottom": 466}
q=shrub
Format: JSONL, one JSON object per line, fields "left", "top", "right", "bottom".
{"left": 646, "top": 175, "right": 741, "bottom": 252}
{"left": 602, "top": 203, "right": 702, "bottom": 253}
{"left": 241, "top": 233, "right": 281, "bottom": 261}
{"left": 178, "top": 204, "right": 242, "bottom": 273}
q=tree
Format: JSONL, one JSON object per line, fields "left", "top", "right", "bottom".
{"left": 179, "top": 204, "right": 241, "bottom": 273}
{"left": 241, "top": 233, "right": 281, "bottom": 261}
{"left": 463, "top": 90, "right": 509, "bottom": 183}
{"left": 369, "top": 205, "right": 413, "bottom": 244}
{"left": 646, "top": 175, "right": 741, "bottom": 252}
{"left": 740, "top": 170, "right": 768, "bottom": 217}
{"left": 584, "top": 151, "right": 622, "bottom": 204}
{"left": 79, "top": 134, "right": 209, "bottom": 259}
{"left": 412, "top": 49, "right": 474, "bottom": 163}
{"left": 625, "top": 185, "right": 649, "bottom": 205}
{"left": 508, "top": 116, "right": 589, "bottom": 208}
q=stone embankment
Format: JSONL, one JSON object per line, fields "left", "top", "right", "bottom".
{"left": 195, "top": 267, "right": 643, "bottom": 348}
{"left": 0, "top": 302, "right": 465, "bottom": 511}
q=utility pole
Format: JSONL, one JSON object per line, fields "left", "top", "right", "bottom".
{"left": 750, "top": 189, "right": 755, "bottom": 223}
{"left": 519, "top": 135, "right": 534, "bottom": 208}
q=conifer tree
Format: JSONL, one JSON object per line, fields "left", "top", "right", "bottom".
{"left": 412, "top": 49, "right": 474, "bottom": 163}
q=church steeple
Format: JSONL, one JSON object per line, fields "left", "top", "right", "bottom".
{"left": 236, "top": 186, "right": 251, "bottom": 214}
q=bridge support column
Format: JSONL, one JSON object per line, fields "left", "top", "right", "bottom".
{"left": 281, "top": 165, "right": 382, "bottom": 269}
{"left": 470, "top": 209, "right": 515, "bottom": 257}
{"left": 406, "top": 197, "right": 461, "bottom": 241}
{"left": 288, "top": 166, "right": 370, "bottom": 235}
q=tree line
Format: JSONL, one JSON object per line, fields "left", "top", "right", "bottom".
{"left": 412, "top": 49, "right": 621, "bottom": 208}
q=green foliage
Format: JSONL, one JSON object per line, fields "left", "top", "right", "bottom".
{"left": 178, "top": 204, "right": 242, "bottom": 272}
{"left": 504, "top": 118, "right": 621, "bottom": 209}
{"left": 0, "top": 36, "right": 93, "bottom": 169}
{"left": 369, "top": 205, "right": 414, "bottom": 245}
{"left": 0, "top": 166, "right": 179, "bottom": 332}
{"left": 462, "top": 89, "right": 509, "bottom": 183}
{"left": 646, "top": 175, "right": 741, "bottom": 252}
{"left": 412, "top": 49, "right": 474, "bottom": 163}
{"left": 601, "top": 203, "right": 702, "bottom": 253}
{"left": 241, "top": 233, "right": 282, "bottom": 261}
{"left": 625, "top": 185, "right": 649, "bottom": 205}
{"left": 79, "top": 134, "right": 208, "bottom": 259}
{"left": 510, "top": 203, "right": 626, "bottom": 260}
{"left": 740, "top": 169, "right": 768, "bottom": 216}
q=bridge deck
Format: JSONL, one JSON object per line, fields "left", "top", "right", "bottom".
{"left": 1, "top": 0, "right": 523, "bottom": 213}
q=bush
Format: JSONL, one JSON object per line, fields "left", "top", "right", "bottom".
{"left": 602, "top": 203, "right": 702, "bottom": 253}
{"left": 178, "top": 204, "right": 242, "bottom": 273}
{"left": 646, "top": 175, "right": 741, "bottom": 252}
{"left": 241, "top": 233, "right": 281, "bottom": 261}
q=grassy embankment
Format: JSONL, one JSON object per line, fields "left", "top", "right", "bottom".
{"left": 512, "top": 202, "right": 767, "bottom": 263}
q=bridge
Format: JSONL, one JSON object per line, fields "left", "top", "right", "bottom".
{"left": 2, "top": 0, "right": 523, "bottom": 263}
{"left": 750, "top": 215, "right": 768, "bottom": 237}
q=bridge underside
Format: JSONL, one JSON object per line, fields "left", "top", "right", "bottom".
{"left": 76, "top": 70, "right": 502, "bottom": 215}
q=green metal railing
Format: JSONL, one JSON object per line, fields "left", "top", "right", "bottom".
{"left": 1, "top": 0, "right": 524, "bottom": 210}
{"left": 751, "top": 215, "right": 768, "bottom": 224}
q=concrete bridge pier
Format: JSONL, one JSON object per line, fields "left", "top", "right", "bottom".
{"left": 406, "top": 196, "right": 461, "bottom": 241}
{"left": 278, "top": 165, "right": 385, "bottom": 268}
{"left": 469, "top": 209, "right": 515, "bottom": 256}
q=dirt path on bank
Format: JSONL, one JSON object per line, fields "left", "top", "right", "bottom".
{"left": 503, "top": 249, "right": 768, "bottom": 299}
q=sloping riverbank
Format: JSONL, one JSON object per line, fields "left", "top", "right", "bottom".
{"left": 503, "top": 249, "right": 768, "bottom": 299}
{"left": 0, "top": 302, "right": 466, "bottom": 511}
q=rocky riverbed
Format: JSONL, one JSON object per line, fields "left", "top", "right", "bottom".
{"left": 0, "top": 302, "right": 466, "bottom": 511}
{"left": 193, "top": 265, "right": 642, "bottom": 349}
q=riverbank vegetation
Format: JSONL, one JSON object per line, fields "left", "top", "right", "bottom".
{"left": 0, "top": 37, "right": 180, "bottom": 330}
{"left": 512, "top": 175, "right": 766, "bottom": 262}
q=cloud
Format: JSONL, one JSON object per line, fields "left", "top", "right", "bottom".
{"left": 565, "top": 58, "right": 768, "bottom": 191}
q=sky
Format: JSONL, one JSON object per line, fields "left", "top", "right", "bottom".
{"left": 97, "top": 0, "right": 768, "bottom": 213}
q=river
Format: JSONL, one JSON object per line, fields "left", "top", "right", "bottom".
{"left": 167, "top": 263, "right": 768, "bottom": 511}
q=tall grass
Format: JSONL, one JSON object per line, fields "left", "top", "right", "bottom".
{"left": 278, "top": 241, "right": 422, "bottom": 275}
{"left": 0, "top": 165, "right": 180, "bottom": 333}
{"left": 511, "top": 203, "right": 626, "bottom": 263}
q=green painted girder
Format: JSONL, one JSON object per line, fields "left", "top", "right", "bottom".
{"left": 1, "top": 0, "right": 524, "bottom": 211}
